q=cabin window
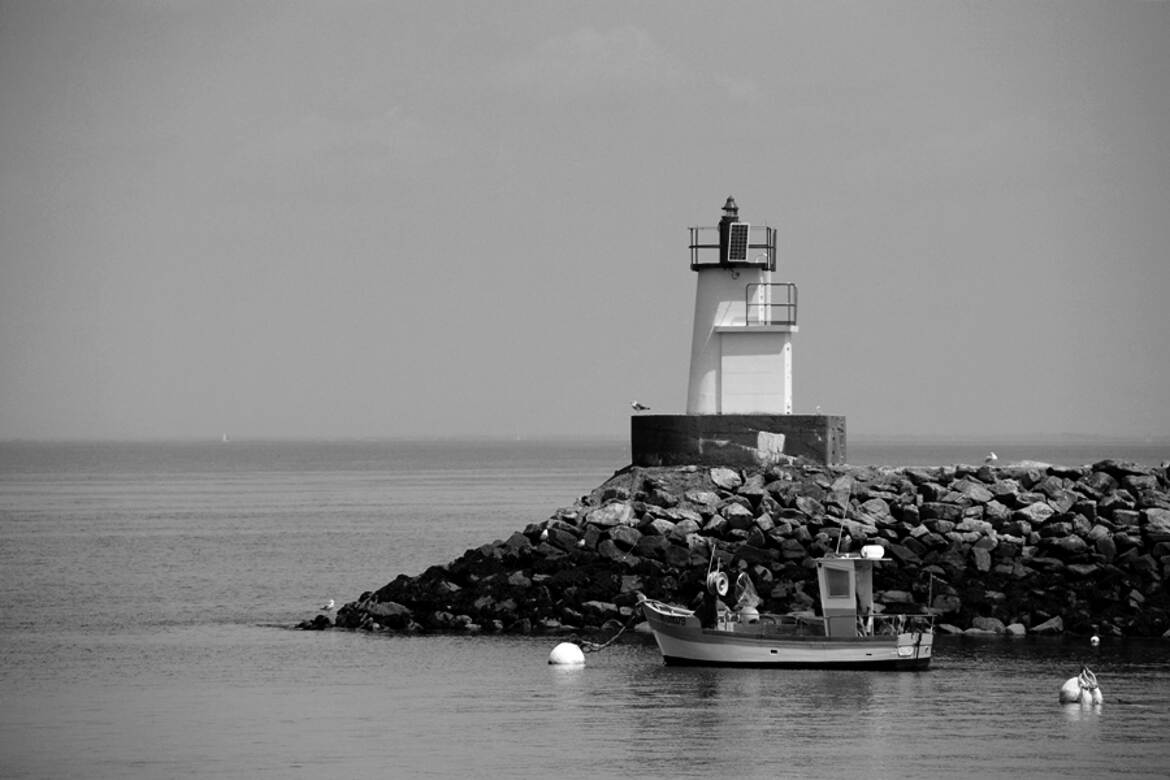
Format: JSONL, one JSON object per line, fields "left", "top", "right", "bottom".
{"left": 824, "top": 568, "right": 851, "bottom": 598}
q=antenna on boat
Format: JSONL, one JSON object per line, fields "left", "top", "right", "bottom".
{"left": 833, "top": 477, "right": 855, "bottom": 555}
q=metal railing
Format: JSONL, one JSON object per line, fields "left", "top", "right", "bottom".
{"left": 857, "top": 613, "right": 937, "bottom": 637}
{"left": 745, "top": 283, "right": 798, "bottom": 326}
{"left": 727, "top": 611, "right": 935, "bottom": 639}
{"left": 689, "top": 225, "right": 777, "bottom": 270}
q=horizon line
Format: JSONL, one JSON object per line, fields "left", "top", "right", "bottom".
{"left": 2, "top": 432, "right": 1169, "bottom": 445}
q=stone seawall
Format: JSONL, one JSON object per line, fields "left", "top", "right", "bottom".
{"left": 326, "top": 458, "right": 1170, "bottom": 639}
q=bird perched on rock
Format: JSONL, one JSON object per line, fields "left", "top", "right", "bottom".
{"left": 631, "top": 401, "right": 650, "bottom": 411}
{"left": 320, "top": 599, "right": 335, "bottom": 611}
{"left": 984, "top": 451, "right": 999, "bottom": 464}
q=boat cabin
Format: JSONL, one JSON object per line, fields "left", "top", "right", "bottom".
{"left": 815, "top": 545, "right": 884, "bottom": 638}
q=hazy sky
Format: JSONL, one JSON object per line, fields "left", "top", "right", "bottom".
{"left": 2, "top": 1, "right": 1168, "bottom": 440}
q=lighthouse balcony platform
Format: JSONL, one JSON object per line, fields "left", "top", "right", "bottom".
{"left": 709, "top": 282, "right": 798, "bottom": 329}
{"left": 690, "top": 224, "right": 777, "bottom": 270}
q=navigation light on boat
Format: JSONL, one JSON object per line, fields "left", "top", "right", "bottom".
{"left": 861, "top": 545, "right": 885, "bottom": 560}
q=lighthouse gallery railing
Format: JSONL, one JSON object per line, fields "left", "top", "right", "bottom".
{"left": 689, "top": 225, "right": 776, "bottom": 270}
{"left": 745, "top": 283, "right": 798, "bottom": 326}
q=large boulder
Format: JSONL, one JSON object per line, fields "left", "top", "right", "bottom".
{"left": 710, "top": 467, "right": 743, "bottom": 491}
{"left": 585, "top": 502, "right": 635, "bottom": 528}
{"left": 297, "top": 614, "right": 332, "bottom": 631}
{"left": 1144, "top": 508, "right": 1170, "bottom": 541}
{"left": 972, "top": 616, "right": 1005, "bottom": 633}
{"left": 1014, "top": 501, "right": 1055, "bottom": 524}
{"left": 684, "top": 490, "right": 720, "bottom": 514}
{"left": 1031, "top": 615, "right": 1064, "bottom": 634}
{"left": 858, "top": 497, "right": 893, "bottom": 524}
{"left": 721, "top": 501, "right": 757, "bottom": 531}
{"left": 952, "top": 479, "right": 994, "bottom": 505}
{"left": 921, "top": 502, "right": 964, "bottom": 522}
{"left": 365, "top": 600, "right": 413, "bottom": 629}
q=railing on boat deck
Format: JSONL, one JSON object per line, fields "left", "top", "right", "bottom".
{"left": 729, "top": 613, "right": 827, "bottom": 637}
{"left": 857, "top": 613, "right": 936, "bottom": 637}
{"left": 724, "top": 612, "right": 935, "bottom": 638}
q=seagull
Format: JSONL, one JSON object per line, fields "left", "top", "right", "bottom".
{"left": 631, "top": 401, "right": 651, "bottom": 411}
{"left": 320, "top": 599, "right": 335, "bottom": 611}
{"left": 984, "top": 451, "right": 999, "bottom": 464}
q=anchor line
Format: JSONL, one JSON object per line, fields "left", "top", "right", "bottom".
{"left": 577, "top": 612, "right": 641, "bottom": 653}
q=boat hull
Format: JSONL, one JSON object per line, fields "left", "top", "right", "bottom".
{"left": 642, "top": 599, "right": 933, "bottom": 670}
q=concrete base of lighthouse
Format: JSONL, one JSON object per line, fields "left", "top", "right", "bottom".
{"left": 631, "top": 414, "right": 846, "bottom": 467}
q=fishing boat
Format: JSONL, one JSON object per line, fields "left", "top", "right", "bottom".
{"left": 640, "top": 545, "right": 935, "bottom": 669}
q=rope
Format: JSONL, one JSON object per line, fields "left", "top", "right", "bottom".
{"left": 577, "top": 612, "right": 640, "bottom": 653}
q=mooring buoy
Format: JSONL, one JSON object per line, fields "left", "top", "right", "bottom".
{"left": 548, "top": 642, "right": 585, "bottom": 667}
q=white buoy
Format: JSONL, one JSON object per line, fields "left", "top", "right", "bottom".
{"left": 548, "top": 642, "right": 586, "bottom": 667}
{"left": 1059, "top": 675, "right": 1082, "bottom": 704}
{"left": 1059, "top": 665, "right": 1102, "bottom": 706}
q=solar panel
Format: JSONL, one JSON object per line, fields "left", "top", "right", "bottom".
{"left": 727, "top": 222, "right": 750, "bottom": 262}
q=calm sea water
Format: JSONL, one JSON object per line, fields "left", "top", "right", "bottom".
{"left": 2, "top": 438, "right": 1169, "bottom": 779}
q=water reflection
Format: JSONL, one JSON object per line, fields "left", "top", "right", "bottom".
{"left": 1061, "top": 702, "right": 1104, "bottom": 723}
{"left": 583, "top": 636, "right": 1170, "bottom": 779}
{"left": 9, "top": 623, "right": 1169, "bottom": 779}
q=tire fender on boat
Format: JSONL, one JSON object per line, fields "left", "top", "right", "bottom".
{"left": 706, "top": 571, "right": 729, "bottom": 597}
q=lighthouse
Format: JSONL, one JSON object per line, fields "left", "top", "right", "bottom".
{"left": 686, "top": 196, "right": 795, "bottom": 415}
{"left": 631, "top": 197, "right": 846, "bottom": 466}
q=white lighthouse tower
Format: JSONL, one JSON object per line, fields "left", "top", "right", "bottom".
{"left": 686, "top": 196, "right": 797, "bottom": 415}
{"left": 631, "top": 197, "right": 845, "bottom": 466}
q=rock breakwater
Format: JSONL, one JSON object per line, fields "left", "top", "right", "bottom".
{"left": 323, "top": 458, "right": 1170, "bottom": 638}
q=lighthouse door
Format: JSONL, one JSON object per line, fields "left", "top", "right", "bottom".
{"left": 719, "top": 332, "right": 784, "bottom": 413}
